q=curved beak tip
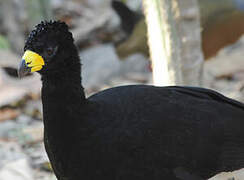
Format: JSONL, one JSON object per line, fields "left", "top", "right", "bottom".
{"left": 18, "top": 59, "right": 31, "bottom": 78}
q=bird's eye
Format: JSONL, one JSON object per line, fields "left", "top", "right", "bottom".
{"left": 47, "top": 48, "right": 54, "bottom": 56}
{"left": 46, "top": 46, "right": 58, "bottom": 57}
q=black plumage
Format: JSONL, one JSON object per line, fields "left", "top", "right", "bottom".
{"left": 19, "top": 21, "right": 244, "bottom": 180}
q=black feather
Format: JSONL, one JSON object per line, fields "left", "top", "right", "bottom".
{"left": 25, "top": 21, "right": 244, "bottom": 180}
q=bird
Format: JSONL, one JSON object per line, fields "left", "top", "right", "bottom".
{"left": 112, "top": 0, "right": 244, "bottom": 60}
{"left": 18, "top": 21, "right": 244, "bottom": 180}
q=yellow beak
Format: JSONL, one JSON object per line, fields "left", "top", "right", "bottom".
{"left": 18, "top": 50, "right": 45, "bottom": 77}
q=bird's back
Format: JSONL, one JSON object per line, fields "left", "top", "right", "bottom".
{"left": 63, "top": 85, "right": 244, "bottom": 179}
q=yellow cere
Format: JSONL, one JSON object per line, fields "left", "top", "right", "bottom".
{"left": 22, "top": 50, "right": 45, "bottom": 72}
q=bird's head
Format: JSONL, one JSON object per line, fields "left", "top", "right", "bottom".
{"left": 18, "top": 21, "right": 79, "bottom": 77}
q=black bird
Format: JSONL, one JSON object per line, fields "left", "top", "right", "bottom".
{"left": 18, "top": 21, "right": 244, "bottom": 180}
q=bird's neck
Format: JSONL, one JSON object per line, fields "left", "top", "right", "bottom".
{"left": 41, "top": 62, "right": 87, "bottom": 134}
{"left": 40, "top": 60, "right": 93, "bottom": 175}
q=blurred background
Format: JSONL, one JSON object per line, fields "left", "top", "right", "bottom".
{"left": 0, "top": 0, "right": 244, "bottom": 179}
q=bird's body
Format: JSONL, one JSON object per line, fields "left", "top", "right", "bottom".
{"left": 42, "top": 76, "right": 244, "bottom": 179}
{"left": 19, "top": 21, "right": 244, "bottom": 180}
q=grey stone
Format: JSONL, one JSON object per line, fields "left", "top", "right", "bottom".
{"left": 0, "top": 158, "right": 33, "bottom": 180}
{"left": 80, "top": 44, "right": 151, "bottom": 91}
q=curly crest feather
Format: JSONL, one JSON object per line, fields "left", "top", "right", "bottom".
{"left": 24, "top": 21, "right": 73, "bottom": 51}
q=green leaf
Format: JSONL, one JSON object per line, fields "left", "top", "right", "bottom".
{"left": 0, "top": 35, "right": 10, "bottom": 49}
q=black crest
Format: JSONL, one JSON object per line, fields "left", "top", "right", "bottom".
{"left": 24, "top": 21, "right": 73, "bottom": 51}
